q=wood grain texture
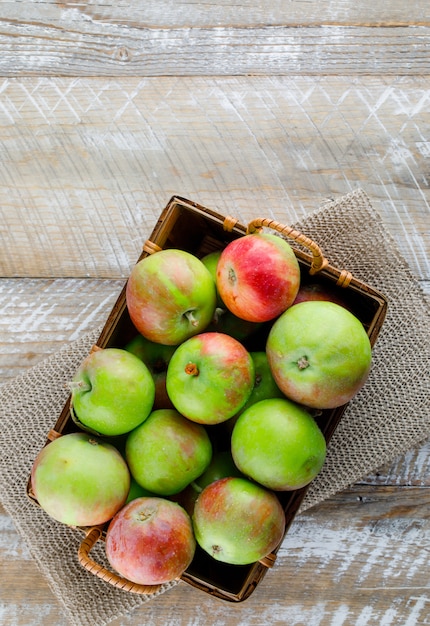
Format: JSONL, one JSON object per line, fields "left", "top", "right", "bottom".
{"left": 0, "top": 1, "right": 429, "bottom": 76}
{"left": 1, "top": 76, "right": 429, "bottom": 281}
{"left": 0, "top": 278, "right": 123, "bottom": 382}
{"left": 6, "top": 0, "right": 429, "bottom": 28}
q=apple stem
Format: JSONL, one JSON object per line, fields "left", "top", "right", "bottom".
{"left": 213, "top": 307, "right": 226, "bottom": 323}
{"left": 190, "top": 481, "right": 203, "bottom": 493}
{"left": 185, "top": 363, "right": 199, "bottom": 377}
{"left": 184, "top": 310, "right": 199, "bottom": 327}
{"left": 68, "top": 380, "right": 92, "bottom": 392}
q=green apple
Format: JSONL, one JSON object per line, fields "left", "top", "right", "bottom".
{"left": 31, "top": 432, "right": 130, "bottom": 526}
{"left": 192, "top": 449, "right": 243, "bottom": 491}
{"left": 237, "top": 351, "right": 284, "bottom": 411}
{"left": 125, "top": 477, "right": 157, "bottom": 504}
{"left": 225, "top": 351, "right": 285, "bottom": 433}
{"left": 125, "top": 408, "right": 212, "bottom": 496}
{"left": 266, "top": 301, "right": 372, "bottom": 409}
{"left": 70, "top": 347, "right": 155, "bottom": 436}
{"left": 231, "top": 397, "right": 326, "bottom": 491}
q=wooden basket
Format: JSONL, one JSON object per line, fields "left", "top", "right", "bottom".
{"left": 27, "top": 195, "right": 388, "bottom": 602}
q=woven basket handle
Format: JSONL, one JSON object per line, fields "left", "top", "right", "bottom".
{"left": 78, "top": 526, "right": 165, "bottom": 594}
{"left": 246, "top": 217, "right": 329, "bottom": 275}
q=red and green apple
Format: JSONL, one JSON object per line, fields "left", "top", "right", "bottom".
{"left": 126, "top": 249, "right": 217, "bottom": 345}
{"left": 105, "top": 497, "right": 196, "bottom": 585}
{"left": 166, "top": 332, "right": 255, "bottom": 424}
{"left": 202, "top": 249, "right": 262, "bottom": 341}
{"left": 192, "top": 476, "right": 285, "bottom": 565}
{"left": 216, "top": 233, "right": 300, "bottom": 322}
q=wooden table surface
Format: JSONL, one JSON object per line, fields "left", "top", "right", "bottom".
{"left": 1, "top": 2, "right": 429, "bottom": 625}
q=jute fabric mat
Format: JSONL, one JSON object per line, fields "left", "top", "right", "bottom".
{"left": 0, "top": 189, "right": 429, "bottom": 625}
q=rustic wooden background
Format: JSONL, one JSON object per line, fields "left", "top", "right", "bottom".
{"left": 1, "top": 2, "right": 429, "bottom": 625}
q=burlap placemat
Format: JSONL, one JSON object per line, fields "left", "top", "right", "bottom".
{"left": 0, "top": 189, "right": 429, "bottom": 626}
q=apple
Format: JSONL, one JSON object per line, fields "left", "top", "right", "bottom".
{"left": 124, "top": 334, "right": 176, "bottom": 409}
{"left": 126, "top": 249, "right": 217, "bottom": 345}
{"left": 246, "top": 351, "right": 284, "bottom": 403}
{"left": 31, "top": 432, "right": 130, "bottom": 526}
{"left": 105, "top": 497, "right": 196, "bottom": 585}
{"left": 216, "top": 232, "right": 301, "bottom": 322}
{"left": 231, "top": 398, "right": 326, "bottom": 491}
{"left": 70, "top": 347, "right": 155, "bottom": 436}
{"left": 166, "top": 332, "right": 255, "bottom": 425}
{"left": 192, "top": 477, "right": 285, "bottom": 565}
{"left": 202, "top": 250, "right": 262, "bottom": 341}
{"left": 293, "top": 282, "right": 349, "bottom": 308}
{"left": 266, "top": 301, "right": 372, "bottom": 409}
{"left": 125, "top": 408, "right": 212, "bottom": 496}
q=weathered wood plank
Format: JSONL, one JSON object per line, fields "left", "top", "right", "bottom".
{"left": 3, "top": 1, "right": 428, "bottom": 28}
{"left": 274, "top": 485, "right": 430, "bottom": 624}
{"left": 0, "top": 278, "right": 123, "bottom": 381}
{"left": 1, "top": 25, "right": 429, "bottom": 77}
{"left": 0, "top": 510, "right": 69, "bottom": 624}
{"left": 1, "top": 76, "right": 429, "bottom": 281}
{"left": 0, "top": 1, "right": 429, "bottom": 76}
